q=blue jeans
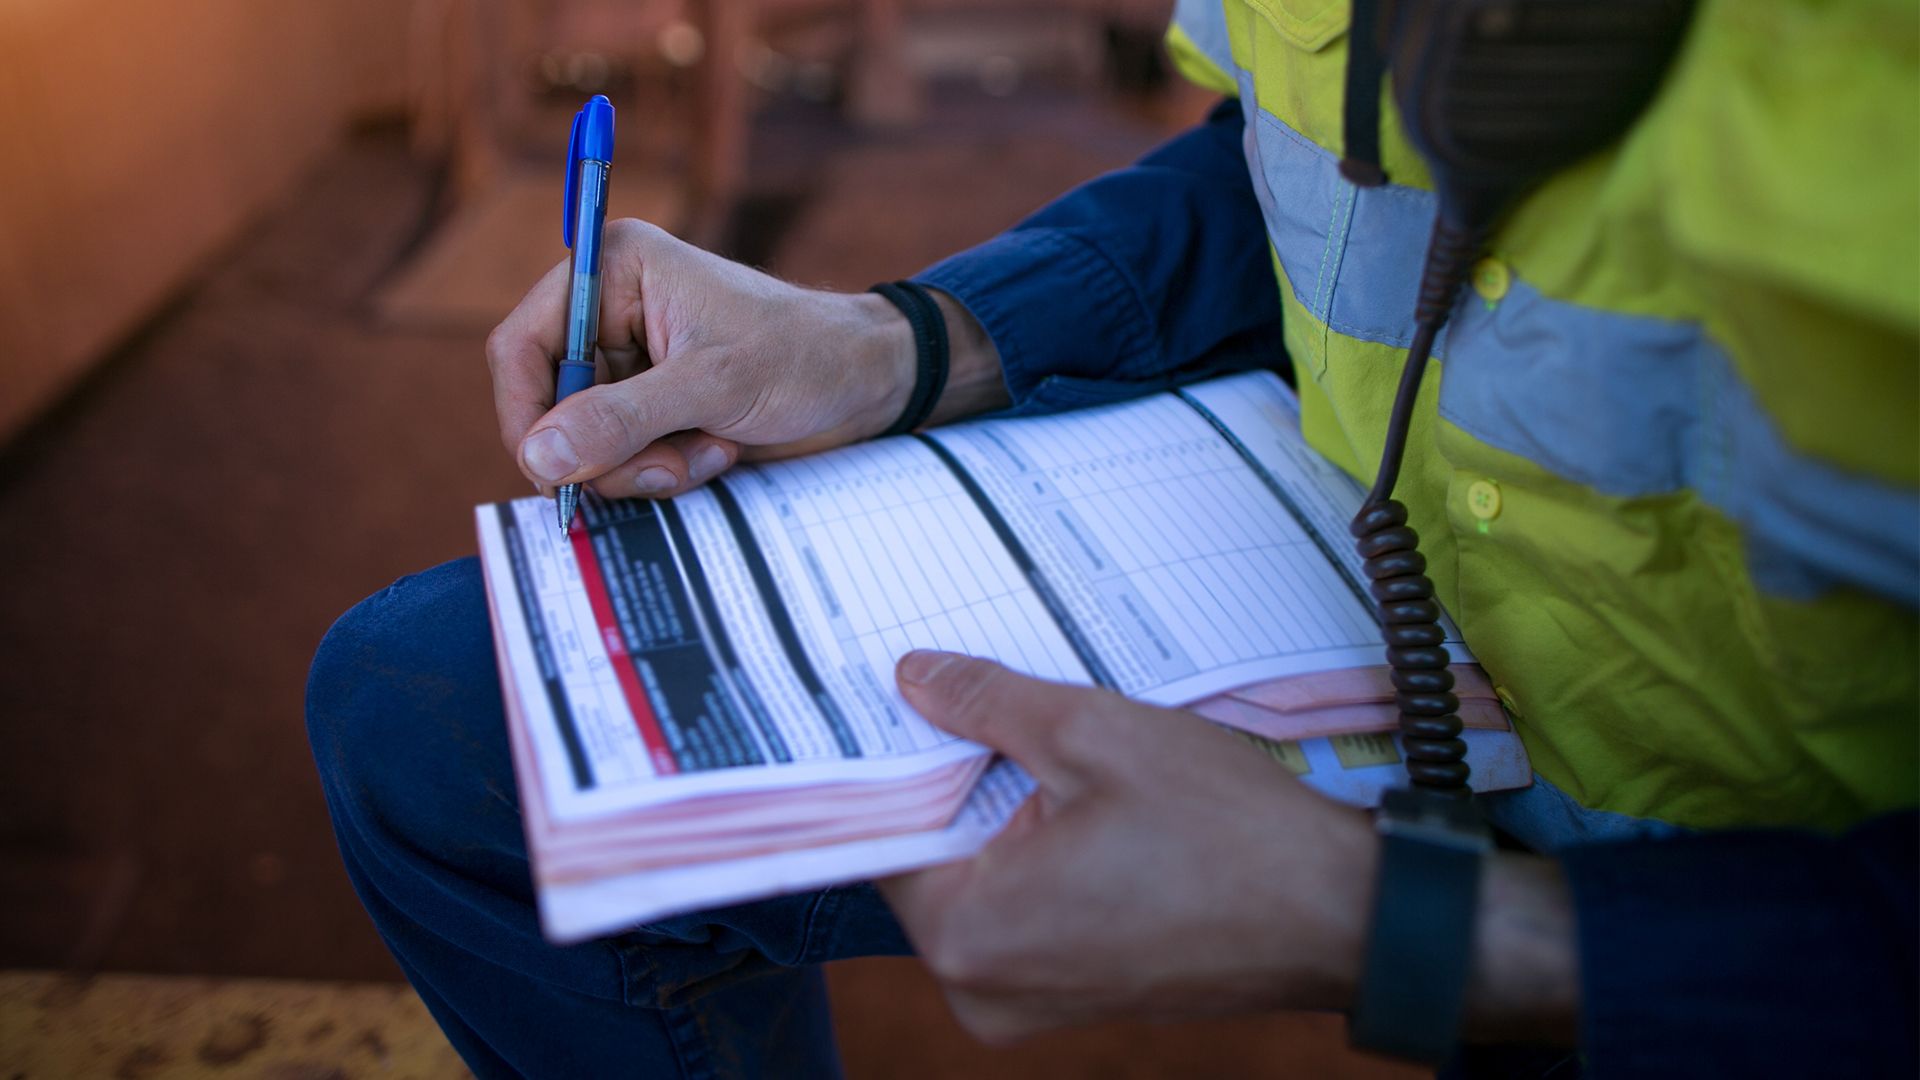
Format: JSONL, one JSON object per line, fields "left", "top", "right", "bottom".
{"left": 306, "top": 558, "right": 914, "bottom": 1079}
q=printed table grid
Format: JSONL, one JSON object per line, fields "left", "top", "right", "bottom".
{"left": 949, "top": 394, "right": 1381, "bottom": 679}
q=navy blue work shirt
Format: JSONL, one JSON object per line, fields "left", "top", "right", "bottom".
{"left": 909, "top": 98, "right": 1919, "bottom": 1078}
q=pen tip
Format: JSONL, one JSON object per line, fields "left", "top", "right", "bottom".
{"left": 555, "top": 483, "right": 585, "bottom": 535}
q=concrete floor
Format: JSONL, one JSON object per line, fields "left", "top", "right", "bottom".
{"left": 2, "top": 971, "right": 468, "bottom": 1079}
{"left": 0, "top": 83, "right": 1413, "bottom": 1078}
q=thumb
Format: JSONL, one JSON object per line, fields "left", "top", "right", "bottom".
{"left": 896, "top": 651, "right": 1092, "bottom": 795}
{"left": 518, "top": 365, "right": 718, "bottom": 487}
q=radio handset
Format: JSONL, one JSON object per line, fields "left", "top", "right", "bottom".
{"left": 1342, "top": 0, "right": 1696, "bottom": 798}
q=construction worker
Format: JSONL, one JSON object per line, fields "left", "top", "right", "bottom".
{"left": 308, "top": 0, "right": 1916, "bottom": 1074}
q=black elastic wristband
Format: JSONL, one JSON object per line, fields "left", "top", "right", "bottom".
{"left": 870, "top": 281, "right": 950, "bottom": 438}
{"left": 1349, "top": 788, "right": 1490, "bottom": 1064}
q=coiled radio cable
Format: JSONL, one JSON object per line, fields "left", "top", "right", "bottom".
{"left": 1349, "top": 218, "right": 1484, "bottom": 797}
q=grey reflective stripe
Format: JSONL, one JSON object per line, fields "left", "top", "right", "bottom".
{"left": 1481, "top": 773, "right": 1688, "bottom": 852}
{"left": 1172, "top": 0, "right": 1235, "bottom": 78}
{"left": 1445, "top": 293, "right": 1920, "bottom": 604}
{"left": 1225, "top": 69, "right": 1920, "bottom": 606}
{"left": 1234, "top": 70, "right": 1430, "bottom": 349}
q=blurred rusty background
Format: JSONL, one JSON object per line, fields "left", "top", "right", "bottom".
{"left": 0, "top": 2, "right": 1412, "bottom": 1075}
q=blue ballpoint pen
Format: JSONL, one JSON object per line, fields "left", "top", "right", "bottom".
{"left": 553, "top": 94, "right": 616, "bottom": 534}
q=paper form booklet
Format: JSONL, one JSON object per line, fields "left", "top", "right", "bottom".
{"left": 476, "top": 371, "right": 1530, "bottom": 943}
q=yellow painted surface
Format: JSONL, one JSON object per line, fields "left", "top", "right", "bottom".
{"left": 0, "top": 971, "right": 468, "bottom": 1079}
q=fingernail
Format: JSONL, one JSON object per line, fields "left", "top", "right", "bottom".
{"left": 688, "top": 445, "right": 729, "bottom": 483}
{"left": 898, "top": 650, "right": 961, "bottom": 687}
{"left": 523, "top": 429, "right": 580, "bottom": 484}
{"left": 635, "top": 466, "right": 677, "bottom": 495}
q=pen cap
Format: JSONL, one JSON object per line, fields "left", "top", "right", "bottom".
{"left": 564, "top": 95, "right": 616, "bottom": 248}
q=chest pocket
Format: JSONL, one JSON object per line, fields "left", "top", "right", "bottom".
{"left": 1234, "top": 0, "right": 1440, "bottom": 377}
{"left": 1244, "top": 0, "right": 1346, "bottom": 49}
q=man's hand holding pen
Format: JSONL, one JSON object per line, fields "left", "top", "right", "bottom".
{"left": 489, "top": 218, "right": 1006, "bottom": 503}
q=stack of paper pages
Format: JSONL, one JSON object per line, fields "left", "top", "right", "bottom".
{"left": 477, "top": 372, "right": 1530, "bottom": 942}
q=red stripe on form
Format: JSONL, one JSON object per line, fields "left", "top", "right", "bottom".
{"left": 569, "top": 519, "right": 680, "bottom": 776}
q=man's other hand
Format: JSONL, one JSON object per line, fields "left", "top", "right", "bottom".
{"left": 880, "top": 650, "right": 1377, "bottom": 1044}
{"left": 882, "top": 651, "right": 1583, "bottom": 1048}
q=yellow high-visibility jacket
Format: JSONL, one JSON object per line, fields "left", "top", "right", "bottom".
{"left": 1167, "top": 0, "right": 1918, "bottom": 835}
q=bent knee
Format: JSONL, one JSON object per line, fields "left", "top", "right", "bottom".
{"left": 306, "top": 558, "right": 512, "bottom": 826}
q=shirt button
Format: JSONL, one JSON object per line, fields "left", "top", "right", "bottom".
{"left": 1472, "top": 257, "right": 1511, "bottom": 303}
{"left": 1495, "top": 685, "right": 1522, "bottom": 720}
{"left": 1467, "top": 479, "right": 1502, "bottom": 520}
